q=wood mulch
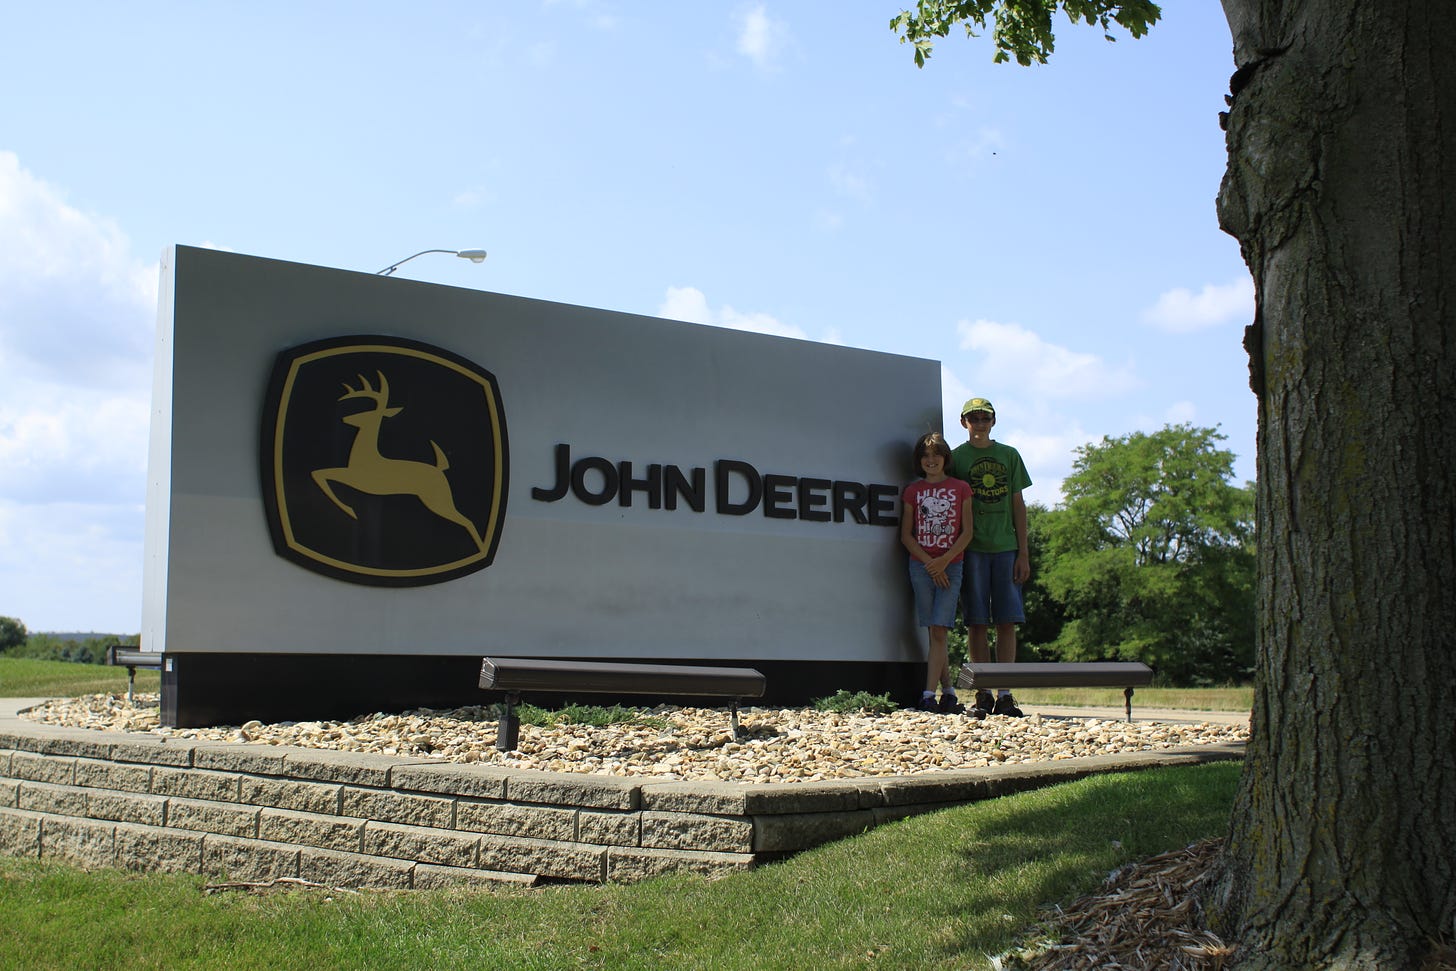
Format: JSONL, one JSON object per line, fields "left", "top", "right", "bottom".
{"left": 1003, "top": 840, "right": 1456, "bottom": 971}
{"left": 1000, "top": 837, "right": 1233, "bottom": 970}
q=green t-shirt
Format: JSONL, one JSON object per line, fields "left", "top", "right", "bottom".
{"left": 950, "top": 440, "right": 1031, "bottom": 553}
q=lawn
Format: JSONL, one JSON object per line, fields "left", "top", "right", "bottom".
{"left": 0, "top": 656, "right": 158, "bottom": 698}
{"left": 1011, "top": 684, "right": 1251, "bottom": 711}
{"left": 0, "top": 761, "right": 1240, "bottom": 970}
{"left": 0, "top": 656, "right": 1246, "bottom": 968}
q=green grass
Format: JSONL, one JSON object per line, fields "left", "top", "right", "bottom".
{"left": 0, "top": 656, "right": 158, "bottom": 698}
{"left": 1011, "top": 684, "right": 1251, "bottom": 711}
{"left": 0, "top": 657, "right": 1243, "bottom": 967}
{"left": 0, "top": 761, "right": 1240, "bottom": 970}
{"left": 516, "top": 702, "right": 667, "bottom": 729}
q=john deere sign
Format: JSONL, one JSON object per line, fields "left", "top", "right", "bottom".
{"left": 141, "top": 246, "right": 941, "bottom": 725}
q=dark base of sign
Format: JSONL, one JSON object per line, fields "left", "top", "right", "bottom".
{"left": 158, "top": 653, "right": 924, "bottom": 729}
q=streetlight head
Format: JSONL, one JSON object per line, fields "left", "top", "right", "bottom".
{"left": 376, "top": 248, "right": 489, "bottom": 275}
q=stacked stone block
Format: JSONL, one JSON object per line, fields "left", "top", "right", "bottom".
{"left": 0, "top": 707, "right": 1243, "bottom": 889}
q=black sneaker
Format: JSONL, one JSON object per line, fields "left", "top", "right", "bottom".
{"left": 973, "top": 690, "right": 996, "bottom": 717}
{"left": 918, "top": 695, "right": 939, "bottom": 712}
{"left": 938, "top": 693, "right": 964, "bottom": 714}
{"left": 992, "top": 693, "right": 1024, "bottom": 718}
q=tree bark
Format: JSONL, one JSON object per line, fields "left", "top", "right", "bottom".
{"left": 1211, "top": 0, "right": 1456, "bottom": 967}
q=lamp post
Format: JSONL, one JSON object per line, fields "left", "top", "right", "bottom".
{"left": 376, "top": 248, "right": 488, "bottom": 276}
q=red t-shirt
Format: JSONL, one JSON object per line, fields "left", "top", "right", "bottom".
{"left": 901, "top": 477, "right": 973, "bottom": 561}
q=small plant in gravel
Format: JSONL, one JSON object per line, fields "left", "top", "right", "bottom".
{"left": 811, "top": 689, "right": 898, "bottom": 715}
{"left": 511, "top": 702, "right": 666, "bottom": 729}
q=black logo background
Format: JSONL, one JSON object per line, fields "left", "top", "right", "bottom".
{"left": 260, "top": 336, "right": 508, "bottom": 586}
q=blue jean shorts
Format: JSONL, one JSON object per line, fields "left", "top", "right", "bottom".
{"left": 961, "top": 550, "right": 1025, "bottom": 625}
{"left": 908, "top": 558, "right": 964, "bottom": 628}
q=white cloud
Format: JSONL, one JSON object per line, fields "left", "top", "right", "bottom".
{"left": 524, "top": 41, "right": 556, "bottom": 67}
{"left": 542, "top": 0, "right": 617, "bottom": 27}
{"left": 939, "top": 362, "right": 1078, "bottom": 508}
{"left": 939, "top": 363, "right": 972, "bottom": 437}
{"left": 658, "top": 286, "right": 713, "bottom": 325}
{"left": 452, "top": 186, "right": 495, "bottom": 209}
{"left": 827, "top": 163, "right": 872, "bottom": 204}
{"left": 1165, "top": 400, "right": 1199, "bottom": 424}
{"left": 1008, "top": 424, "right": 1092, "bottom": 507}
{"left": 942, "top": 321, "right": 1148, "bottom": 508}
{"left": 0, "top": 151, "right": 156, "bottom": 388}
{"left": 813, "top": 208, "right": 845, "bottom": 232}
{"left": 735, "top": 4, "right": 788, "bottom": 70}
{"left": 0, "top": 152, "right": 154, "bottom": 633}
{"left": 658, "top": 285, "right": 810, "bottom": 340}
{"left": 948, "top": 126, "right": 1005, "bottom": 165}
{"left": 1142, "top": 278, "right": 1254, "bottom": 333}
{"left": 0, "top": 383, "right": 148, "bottom": 503}
{"left": 954, "top": 318, "right": 1138, "bottom": 398}
{"left": 0, "top": 499, "right": 143, "bottom": 633}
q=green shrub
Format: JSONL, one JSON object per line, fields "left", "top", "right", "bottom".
{"left": 811, "top": 689, "right": 898, "bottom": 715}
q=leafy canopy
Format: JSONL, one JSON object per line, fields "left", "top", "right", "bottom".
{"left": 1056, "top": 424, "right": 1252, "bottom": 567}
{"left": 1037, "top": 425, "right": 1254, "bottom": 683}
{"left": 890, "top": 0, "right": 1161, "bottom": 66}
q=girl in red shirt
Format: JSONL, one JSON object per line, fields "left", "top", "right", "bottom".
{"left": 900, "top": 432, "right": 975, "bottom": 714}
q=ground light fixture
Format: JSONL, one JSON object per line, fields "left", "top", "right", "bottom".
{"left": 375, "top": 248, "right": 488, "bottom": 276}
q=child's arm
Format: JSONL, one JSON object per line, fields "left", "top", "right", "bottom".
{"left": 908, "top": 497, "right": 955, "bottom": 588}
{"left": 924, "top": 492, "right": 975, "bottom": 576}
{"left": 900, "top": 501, "right": 935, "bottom": 564}
{"left": 901, "top": 500, "right": 954, "bottom": 587}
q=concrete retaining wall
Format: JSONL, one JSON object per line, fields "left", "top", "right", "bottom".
{"left": 0, "top": 704, "right": 1243, "bottom": 889}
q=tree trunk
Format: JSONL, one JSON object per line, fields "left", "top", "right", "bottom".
{"left": 1211, "top": 0, "right": 1456, "bottom": 967}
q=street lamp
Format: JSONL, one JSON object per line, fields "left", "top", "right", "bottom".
{"left": 376, "top": 248, "right": 488, "bottom": 276}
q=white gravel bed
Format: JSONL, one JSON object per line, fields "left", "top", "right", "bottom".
{"left": 21, "top": 693, "right": 1248, "bottom": 785}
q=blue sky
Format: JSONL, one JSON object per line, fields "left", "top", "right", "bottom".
{"left": 0, "top": 2, "right": 1252, "bottom": 634}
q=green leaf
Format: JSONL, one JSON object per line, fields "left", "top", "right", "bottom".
{"left": 889, "top": 0, "right": 1162, "bottom": 67}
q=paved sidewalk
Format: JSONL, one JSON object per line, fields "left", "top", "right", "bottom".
{"left": 1025, "top": 704, "right": 1250, "bottom": 727}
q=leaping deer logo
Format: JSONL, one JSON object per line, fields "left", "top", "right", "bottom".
{"left": 311, "top": 371, "right": 487, "bottom": 552}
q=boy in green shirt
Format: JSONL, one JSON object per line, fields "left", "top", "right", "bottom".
{"left": 950, "top": 397, "right": 1032, "bottom": 717}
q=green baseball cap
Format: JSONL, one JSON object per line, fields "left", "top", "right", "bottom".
{"left": 960, "top": 397, "right": 995, "bottom": 418}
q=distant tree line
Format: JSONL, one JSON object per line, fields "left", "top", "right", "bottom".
{"left": 0, "top": 617, "right": 138, "bottom": 665}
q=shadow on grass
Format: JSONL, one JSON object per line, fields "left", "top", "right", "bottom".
{"left": 594, "top": 762, "right": 1243, "bottom": 970}
{"left": 929, "top": 762, "right": 1240, "bottom": 962}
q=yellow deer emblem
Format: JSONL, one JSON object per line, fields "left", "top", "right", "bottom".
{"left": 311, "top": 372, "right": 487, "bottom": 552}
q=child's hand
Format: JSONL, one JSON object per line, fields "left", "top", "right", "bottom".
{"left": 1014, "top": 551, "right": 1031, "bottom": 585}
{"left": 926, "top": 555, "right": 952, "bottom": 588}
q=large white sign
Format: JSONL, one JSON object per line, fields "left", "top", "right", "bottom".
{"left": 143, "top": 246, "right": 941, "bottom": 664}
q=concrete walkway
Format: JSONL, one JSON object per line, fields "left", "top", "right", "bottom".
{"left": 1025, "top": 704, "right": 1250, "bottom": 727}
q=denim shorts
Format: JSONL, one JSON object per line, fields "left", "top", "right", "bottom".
{"left": 908, "top": 558, "right": 964, "bottom": 628}
{"left": 961, "top": 550, "right": 1025, "bottom": 625}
